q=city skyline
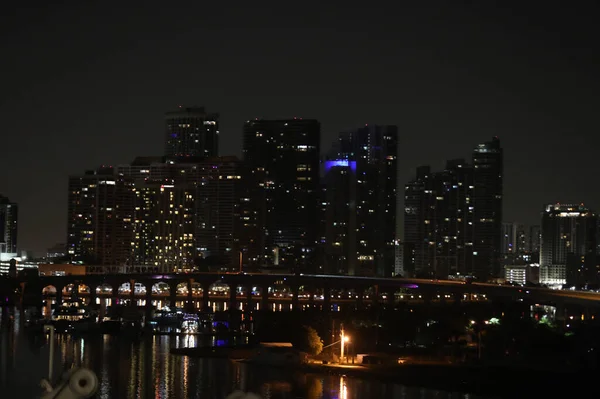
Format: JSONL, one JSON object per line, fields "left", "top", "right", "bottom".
{"left": 1, "top": 2, "right": 598, "bottom": 255}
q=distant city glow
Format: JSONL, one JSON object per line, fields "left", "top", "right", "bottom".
{"left": 324, "top": 159, "right": 357, "bottom": 172}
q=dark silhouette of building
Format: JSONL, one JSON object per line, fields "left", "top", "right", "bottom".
{"left": 164, "top": 106, "right": 219, "bottom": 160}
{"left": 195, "top": 156, "right": 242, "bottom": 270}
{"left": 404, "top": 160, "right": 475, "bottom": 278}
{"left": 540, "top": 203, "right": 597, "bottom": 287}
{"left": 0, "top": 195, "right": 18, "bottom": 256}
{"left": 501, "top": 222, "right": 526, "bottom": 265}
{"left": 240, "top": 118, "right": 321, "bottom": 272}
{"left": 404, "top": 137, "right": 502, "bottom": 280}
{"left": 67, "top": 167, "right": 135, "bottom": 268}
{"left": 323, "top": 125, "right": 398, "bottom": 277}
{"left": 472, "top": 137, "right": 503, "bottom": 280}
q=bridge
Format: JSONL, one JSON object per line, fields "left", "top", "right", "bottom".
{"left": 10, "top": 273, "right": 600, "bottom": 313}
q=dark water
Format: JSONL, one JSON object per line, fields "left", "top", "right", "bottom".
{"left": 1, "top": 318, "right": 485, "bottom": 398}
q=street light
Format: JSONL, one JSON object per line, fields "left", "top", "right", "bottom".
{"left": 340, "top": 330, "right": 350, "bottom": 363}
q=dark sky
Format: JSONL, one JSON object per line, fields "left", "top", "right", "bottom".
{"left": 1, "top": 1, "right": 598, "bottom": 255}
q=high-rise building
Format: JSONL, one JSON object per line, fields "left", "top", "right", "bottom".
{"left": 540, "top": 203, "right": 597, "bottom": 287}
{"left": 527, "top": 225, "right": 541, "bottom": 253}
{"left": 67, "top": 167, "right": 135, "bottom": 268}
{"left": 0, "top": 195, "right": 18, "bottom": 258}
{"left": 472, "top": 137, "right": 503, "bottom": 280}
{"left": 164, "top": 106, "right": 219, "bottom": 160}
{"left": 133, "top": 180, "right": 196, "bottom": 273}
{"left": 240, "top": 118, "right": 320, "bottom": 272}
{"left": 324, "top": 125, "right": 398, "bottom": 276}
{"left": 501, "top": 222, "right": 526, "bottom": 264}
{"left": 404, "top": 160, "right": 475, "bottom": 278}
{"left": 119, "top": 156, "right": 242, "bottom": 271}
{"left": 196, "top": 156, "right": 242, "bottom": 269}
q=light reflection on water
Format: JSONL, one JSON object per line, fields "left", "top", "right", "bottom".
{"left": 0, "top": 324, "right": 486, "bottom": 398}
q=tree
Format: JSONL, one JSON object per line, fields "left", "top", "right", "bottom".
{"left": 293, "top": 326, "right": 323, "bottom": 355}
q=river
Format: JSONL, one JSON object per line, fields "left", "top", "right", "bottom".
{"left": 1, "top": 313, "right": 487, "bottom": 398}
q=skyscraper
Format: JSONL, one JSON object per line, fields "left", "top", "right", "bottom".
{"left": 133, "top": 180, "right": 196, "bottom": 273}
{"left": 119, "top": 156, "right": 242, "bottom": 271}
{"left": 501, "top": 222, "right": 526, "bottom": 264}
{"left": 67, "top": 167, "right": 135, "bottom": 269}
{"left": 404, "top": 160, "right": 475, "bottom": 278}
{"left": 324, "top": 125, "right": 398, "bottom": 276}
{"left": 540, "top": 203, "right": 597, "bottom": 287}
{"left": 164, "top": 106, "right": 219, "bottom": 160}
{"left": 472, "top": 137, "right": 503, "bottom": 280}
{"left": 195, "top": 156, "right": 242, "bottom": 269}
{"left": 240, "top": 118, "right": 320, "bottom": 272}
{"left": 0, "top": 195, "right": 18, "bottom": 258}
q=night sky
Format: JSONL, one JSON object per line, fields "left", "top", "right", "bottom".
{"left": 1, "top": 2, "right": 598, "bottom": 256}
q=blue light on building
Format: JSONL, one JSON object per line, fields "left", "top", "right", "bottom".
{"left": 324, "top": 159, "right": 357, "bottom": 172}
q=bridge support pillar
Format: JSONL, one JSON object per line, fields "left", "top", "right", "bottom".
{"left": 129, "top": 279, "right": 136, "bottom": 307}
{"left": 291, "top": 285, "right": 299, "bottom": 311}
{"left": 356, "top": 289, "right": 364, "bottom": 310}
{"left": 260, "top": 287, "right": 269, "bottom": 311}
{"left": 323, "top": 287, "right": 331, "bottom": 312}
{"left": 228, "top": 285, "right": 237, "bottom": 311}
{"left": 452, "top": 292, "right": 462, "bottom": 306}
{"left": 88, "top": 285, "right": 97, "bottom": 307}
{"left": 584, "top": 307, "right": 592, "bottom": 322}
{"left": 55, "top": 287, "right": 63, "bottom": 307}
{"left": 186, "top": 279, "right": 194, "bottom": 312}
{"left": 169, "top": 288, "right": 177, "bottom": 308}
{"left": 246, "top": 287, "right": 253, "bottom": 312}
{"left": 308, "top": 290, "right": 315, "bottom": 309}
{"left": 202, "top": 285, "right": 210, "bottom": 312}
{"left": 387, "top": 289, "right": 395, "bottom": 309}
{"left": 371, "top": 285, "right": 380, "bottom": 310}
{"left": 555, "top": 303, "right": 566, "bottom": 326}
{"left": 145, "top": 288, "right": 153, "bottom": 327}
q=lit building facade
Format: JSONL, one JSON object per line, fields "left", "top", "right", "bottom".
{"left": 119, "top": 156, "right": 242, "bottom": 271}
{"left": 67, "top": 167, "right": 135, "bottom": 267}
{"left": 133, "top": 180, "right": 196, "bottom": 272}
{"left": 0, "top": 195, "right": 18, "bottom": 256}
{"left": 324, "top": 125, "right": 398, "bottom": 277}
{"left": 164, "top": 106, "right": 219, "bottom": 160}
{"left": 540, "top": 203, "right": 597, "bottom": 287}
{"left": 240, "top": 118, "right": 320, "bottom": 272}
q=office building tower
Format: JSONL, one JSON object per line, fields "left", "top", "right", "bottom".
{"left": 119, "top": 156, "right": 242, "bottom": 271}
{"left": 501, "top": 222, "right": 526, "bottom": 264}
{"left": 240, "top": 118, "right": 320, "bottom": 272}
{"left": 0, "top": 195, "right": 18, "bottom": 258}
{"left": 404, "top": 160, "right": 475, "bottom": 278}
{"left": 196, "top": 156, "right": 242, "bottom": 269}
{"left": 472, "top": 137, "right": 503, "bottom": 280}
{"left": 133, "top": 180, "right": 196, "bottom": 273}
{"left": 527, "top": 225, "right": 541, "bottom": 253}
{"left": 324, "top": 125, "right": 398, "bottom": 276}
{"left": 67, "top": 167, "right": 135, "bottom": 268}
{"left": 540, "top": 203, "right": 597, "bottom": 287}
{"left": 164, "top": 106, "right": 219, "bottom": 160}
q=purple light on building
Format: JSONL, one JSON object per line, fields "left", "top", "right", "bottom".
{"left": 324, "top": 159, "right": 357, "bottom": 173}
